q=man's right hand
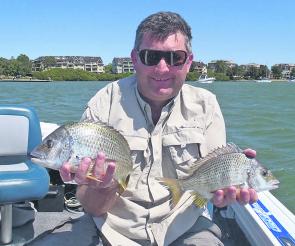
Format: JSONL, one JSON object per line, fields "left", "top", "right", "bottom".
{"left": 60, "top": 152, "right": 119, "bottom": 216}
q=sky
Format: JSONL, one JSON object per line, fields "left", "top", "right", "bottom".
{"left": 0, "top": 0, "right": 294, "bottom": 67}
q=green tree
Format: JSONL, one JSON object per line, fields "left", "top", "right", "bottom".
{"left": 215, "top": 61, "right": 227, "bottom": 74}
{"left": 245, "top": 66, "right": 260, "bottom": 79}
{"left": 258, "top": 65, "right": 270, "bottom": 78}
{"left": 290, "top": 68, "right": 295, "bottom": 78}
{"left": 104, "top": 63, "right": 113, "bottom": 73}
{"left": 271, "top": 66, "right": 282, "bottom": 79}
{"left": 0, "top": 57, "right": 8, "bottom": 75}
{"left": 43, "top": 56, "right": 57, "bottom": 69}
{"left": 16, "top": 54, "right": 32, "bottom": 76}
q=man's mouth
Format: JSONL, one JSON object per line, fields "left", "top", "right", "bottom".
{"left": 152, "top": 77, "right": 170, "bottom": 82}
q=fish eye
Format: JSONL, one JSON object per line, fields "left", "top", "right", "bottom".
{"left": 262, "top": 169, "right": 268, "bottom": 176}
{"left": 46, "top": 139, "right": 54, "bottom": 148}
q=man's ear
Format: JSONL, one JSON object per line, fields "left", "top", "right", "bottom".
{"left": 131, "top": 49, "right": 138, "bottom": 65}
{"left": 185, "top": 53, "right": 194, "bottom": 72}
{"left": 187, "top": 53, "right": 194, "bottom": 64}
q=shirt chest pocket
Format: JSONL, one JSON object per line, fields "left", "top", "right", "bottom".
{"left": 123, "top": 135, "right": 148, "bottom": 171}
{"left": 162, "top": 128, "right": 208, "bottom": 178}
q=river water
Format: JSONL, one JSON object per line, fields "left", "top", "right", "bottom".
{"left": 0, "top": 80, "right": 294, "bottom": 213}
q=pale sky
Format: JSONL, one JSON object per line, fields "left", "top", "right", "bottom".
{"left": 1, "top": 0, "right": 294, "bottom": 67}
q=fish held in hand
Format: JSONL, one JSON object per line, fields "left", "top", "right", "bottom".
{"left": 157, "top": 143, "right": 279, "bottom": 207}
{"left": 30, "top": 121, "right": 133, "bottom": 189}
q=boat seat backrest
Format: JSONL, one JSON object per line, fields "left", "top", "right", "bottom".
{"left": 0, "top": 115, "right": 29, "bottom": 156}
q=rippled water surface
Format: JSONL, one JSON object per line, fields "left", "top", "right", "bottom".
{"left": 1, "top": 80, "right": 294, "bottom": 213}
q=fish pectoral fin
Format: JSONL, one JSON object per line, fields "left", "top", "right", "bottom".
{"left": 117, "top": 175, "right": 130, "bottom": 195}
{"left": 192, "top": 192, "right": 208, "bottom": 208}
{"left": 156, "top": 177, "right": 182, "bottom": 207}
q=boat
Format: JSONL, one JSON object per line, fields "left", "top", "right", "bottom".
{"left": 1, "top": 118, "right": 295, "bottom": 245}
{"left": 255, "top": 78, "right": 272, "bottom": 83}
{"left": 288, "top": 78, "right": 295, "bottom": 83}
{"left": 255, "top": 70, "right": 272, "bottom": 83}
{"left": 197, "top": 74, "right": 216, "bottom": 83}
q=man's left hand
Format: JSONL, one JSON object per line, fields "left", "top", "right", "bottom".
{"left": 212, "top": 148, "right": 259, "bottom": 208}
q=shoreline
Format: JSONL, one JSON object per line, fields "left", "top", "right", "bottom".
{"left": 0, "top": 78, "right": 290, "bottom": 83}
{"left": 0, "top": 78, "right": 52, "bottom": 82}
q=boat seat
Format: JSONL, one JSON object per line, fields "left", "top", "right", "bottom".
{"left": 0, "top": 105, "right": 49, "bottom": 245}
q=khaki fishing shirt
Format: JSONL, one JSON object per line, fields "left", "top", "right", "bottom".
{"left": 81, "top": 75, "right": 226, "bottom": 246}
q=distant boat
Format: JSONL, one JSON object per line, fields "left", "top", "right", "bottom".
{"left": 255, "top": 69, "right": 272, "bottom": 83}
{"left": 197, "top": 74, "right": 216, "bottom": 83}
{"left": 255, "top": 78, "right": 272, "bottom": 83}
{"left": 288, "top": 78, "right": 295, "bottom": 82}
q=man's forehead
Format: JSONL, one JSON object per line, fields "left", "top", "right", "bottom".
{"left": 142, "top": 31, "right": 183, "bottom": 42}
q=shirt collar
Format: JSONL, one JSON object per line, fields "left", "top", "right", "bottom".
{"left": 134, "top": 82, "right": 179, "bottom": 126}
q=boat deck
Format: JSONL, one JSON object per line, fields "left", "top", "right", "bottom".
{"left": 7, "top": 204, "right": 250, "bottom": 246}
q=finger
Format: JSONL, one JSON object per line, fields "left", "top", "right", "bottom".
{"left": 60, "top": 162, "right": 75, "bottom": 182}
{"left": 93, "top": 152, "right": 106, "bottom": 177}
{"left": 225, "top": 186, "right": 237, "bottom": 204}
{"left": 212, "top": 189, "right": 225, "bottom": 208}
{"left": 249, "top": 188, "right": 258, "bottom": 204}
{"left": 74, "top": 157, "right": 92, "bottom": 184}
{"left": 239, "top": 188, "right": 250, "bottom": 205}
{"left": 100, "top": 162, "right": 116, "bottom": 188}
{"left": 243, "top": 148, "right": 256, "bottom": 158}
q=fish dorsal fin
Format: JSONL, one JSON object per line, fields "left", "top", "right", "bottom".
{"left": 80, "top": 119, "right": 124, "bottom": 136}
{"left": 188, "top": 142, "right": 242, "bottom": 173}
{"left": 79, "top": 119, "right": 132, "bottom": 152}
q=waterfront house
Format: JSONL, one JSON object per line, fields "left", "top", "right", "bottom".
{"left": 32, "top": 56, "right": 104, "bottom": 73}
{"left": 112, "top": 57, "right": 134, "bottom": 74}
{"left": 272, "top": 63, "right": 295, "bottom": 79}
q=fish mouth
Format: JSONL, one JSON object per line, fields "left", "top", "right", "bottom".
{"left": 30, "top": 152, "right": 58, "bottom": 170}
{"left": 269, "top": 179, "right": 280, "bottom": 188}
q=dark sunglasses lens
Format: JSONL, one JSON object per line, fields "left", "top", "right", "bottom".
{"left": 146, "top": 50, "right": 162, "bottom": 65}
{"left": 139, "top": 50, "right": 187, "bottom": 66}
{"left": 139, "top": 50, "right": 161, "bottom": 66}
{"left": 171, "top": 51, "right": 187, "bottom": 66}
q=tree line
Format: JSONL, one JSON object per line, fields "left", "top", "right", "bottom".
{"left": 1, "top": 54, "right": 294, "bottom": 81}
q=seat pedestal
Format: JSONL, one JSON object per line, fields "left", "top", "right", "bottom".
{"left": 1, "top": 204, "right": 12, "bottom": 244}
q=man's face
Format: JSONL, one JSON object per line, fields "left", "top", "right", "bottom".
{"left": 131, "top": 32, "right": 193, "bottom": 105}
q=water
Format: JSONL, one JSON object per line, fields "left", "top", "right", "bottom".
{"left": 0, "top": 80, "right": 294, "bottom": 213}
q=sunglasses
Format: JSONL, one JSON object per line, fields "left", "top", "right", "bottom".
{"left": 138, "top": 49, "right": 188, "bottom": 66}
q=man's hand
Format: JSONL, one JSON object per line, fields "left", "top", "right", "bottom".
{"left": 59, "top": 152, "right": 119, "bottom": 216}
{"left": 212, "top": 148, "right": 259, "bottom": 208}
{"left": 60, "top": 152, "right": 115, "bottom": 188}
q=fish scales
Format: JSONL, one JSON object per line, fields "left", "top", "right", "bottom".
{"left": 157, "top": 143, "right": 279, "bottom": 207}
{"left": 181, "top": 153, "right": 250, "bottom": 196}
{"left": 31, "top": 121, "right": 133, "bottom": 188}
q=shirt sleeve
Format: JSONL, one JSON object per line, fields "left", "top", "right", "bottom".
{"left": 80, "top": 82, "right": 114, "bottom": 123}
{"left": 204, "top": 94, "right": 226, "bottom": 153}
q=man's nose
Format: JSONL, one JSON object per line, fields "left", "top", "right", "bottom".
{"left": 155, "top": 58, "right": 170, "bottom": 71}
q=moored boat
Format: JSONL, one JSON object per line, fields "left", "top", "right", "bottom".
{"left": 197, "top": 74, "right": 216, "bottom": 83}
{"left": 255, "top": 78, "right": 272, "bottom": 83}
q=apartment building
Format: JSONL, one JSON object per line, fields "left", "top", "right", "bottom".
{"left": 272, "top": 63, "right": 295, "bottom": 79}
{"left": 240, "top": 63, "right": 261, "bottom": 71}
{"left": 207, "top": 60, "right": 237, "bottom": 71}
{"left": 112, "top": 57, "right": 134, "bottom": 74}
{"left": 191, "top": 61, "right": 207, "bottom": 74}
{"left": 32, "top": 56, "right": 104, "bottom": 73}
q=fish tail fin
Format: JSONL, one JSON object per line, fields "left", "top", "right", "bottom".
{"left": 191, "top": 191, "right": 208, "bottom": 208}
{"left": 156, "top": 177, "right": 183, "bottom": 207}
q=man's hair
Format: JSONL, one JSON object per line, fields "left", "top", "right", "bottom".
{"left": 134, "top": 11, "right": 192, "bottom": 53}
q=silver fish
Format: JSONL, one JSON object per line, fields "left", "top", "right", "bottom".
{"left": 157, "top": 143, "right": 279, "bottom": 207}
{"left": 30, "top": 121, "right": 133, "bottom": 189}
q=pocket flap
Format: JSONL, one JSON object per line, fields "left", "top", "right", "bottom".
{"left": 162, "top": 128, "right": 204, "bottom": 146}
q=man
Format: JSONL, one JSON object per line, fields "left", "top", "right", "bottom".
{"left": 61, "top": 11, "right": 257, "bottom": 245}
